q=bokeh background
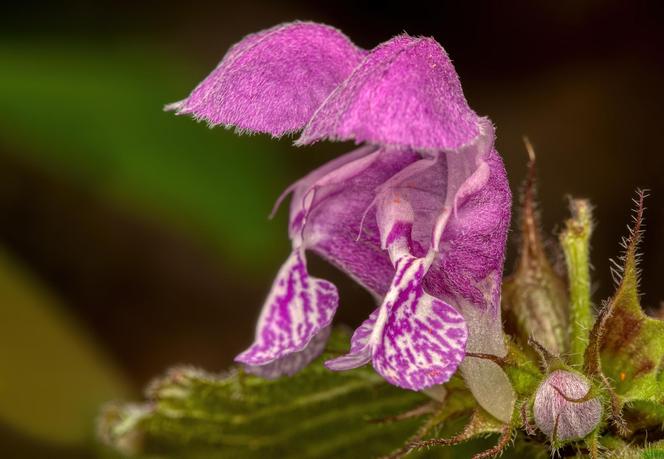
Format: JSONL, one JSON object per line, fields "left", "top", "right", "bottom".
{"left": 2, "top": 1, "right": 663, "bottom": 457}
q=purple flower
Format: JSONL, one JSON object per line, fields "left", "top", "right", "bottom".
{"left": 168, "top": 22, "right": 513, "bottom": 418}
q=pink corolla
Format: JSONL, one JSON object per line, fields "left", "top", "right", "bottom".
{"left": 168, "top": 22, "right": 514, "bottom": 420}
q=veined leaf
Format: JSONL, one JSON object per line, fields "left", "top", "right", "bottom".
{"left": 99, "top": 331, "right": 429, "bottom": 459}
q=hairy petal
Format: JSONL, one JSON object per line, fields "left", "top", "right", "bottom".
{"left": 299, "top": 148, "right": 422, "bottom": 296}
{"left": 327, "top": 259, "right": 468, "bottom": 389}
{"left": 425, "top": 144, "right": 514, "bottom": 422}
{"left": 372, "top": 193, "right": 467, "bottom": 390}
{"left": 167, "top": 22, "right": 365, "bottom": 136}
{"left": 425, "top": 144, "right": 510, "bottom": 312}
{"left": 298, "top": 34, "right": 481, "bottom": 151}
{"left": 235, "top": 250, "right": 338, "bottom": 375}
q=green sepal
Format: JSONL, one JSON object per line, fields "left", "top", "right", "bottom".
{"left": 398, "top": 396, "right": 514, "bottom": 459}
{"left": 502, "top": 144, "right": 569, "bottom": 357}
{"left": 502, "top": 340, "right": 543, "bottom": 398}
{"left": 586, "top": 192, "right": 664, "bottom": 413}
{"left": 385, "top": 378, "right": 500, "bottom": 458}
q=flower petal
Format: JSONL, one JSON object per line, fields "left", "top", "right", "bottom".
{"left": 425, "top": 146, "right": 510, "bottom": 314}
{"left": 298, "top": 34, "right": 481, "bottom": 151}
{"left": 288, "top": 147, "right": 382, "bottom": 244}
{"left": 270, "top": 144, "right": 377, "bottom": 221}
{"left": 374, "top": 291, "right": 467, "bottom": 390}
{"left": 423, "top": 145, "right": 514, "bottom": 422}
{"left": 299, "top": 148, "right": 421, "bottom": 296}
{"left": 244, "top": 326, "right": 331, "bottom": 378}
{"left": 167, "top": 22, "right": 365, "bottom": 136}
{"left": 324, "top": 309, "right": 377, "bottom": 371}
{"left": 371, "top": 254, "right": 467, "bottom": 390}
{"left": 235, "top": 249, "right": 338, "bottom": 375}
{"left": 329, "top": 194, "right": 468, "bottom": 389}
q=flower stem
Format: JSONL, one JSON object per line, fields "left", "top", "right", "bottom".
{"left": 560, "top": 199, "right": 593, "bottom": 367}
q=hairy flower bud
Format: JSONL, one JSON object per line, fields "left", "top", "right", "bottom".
{"left": 502, "top": 144, "right": 568, "bottom": 355}
{"left": 534, "top": 370, "right": 602, "bottom": 441}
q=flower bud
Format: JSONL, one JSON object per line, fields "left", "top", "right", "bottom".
{"left": 533, "top": 370, "right": 602, "bottom": 441}
{"left": 502, "top": 146, "right": 568, "bottom": 355}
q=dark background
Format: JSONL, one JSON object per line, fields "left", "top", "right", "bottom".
{"left": 1, "top": 1, "right": 663, "bottom": 457}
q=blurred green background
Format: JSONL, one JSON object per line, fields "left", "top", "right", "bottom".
{"left": 1, "top": 1, "right": 663, "bottom": 457}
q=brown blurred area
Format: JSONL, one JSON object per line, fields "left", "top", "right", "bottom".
{"left": 1, "top": 0, "right": 663, "bottom": 438}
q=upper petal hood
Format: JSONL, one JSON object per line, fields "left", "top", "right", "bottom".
{"left": 298, "top": 34, "right": 481, "bottom": 151}
{"left": 167, "top": 22, "right": 366, "bottom": 136}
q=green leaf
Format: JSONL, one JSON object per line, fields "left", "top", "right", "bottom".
{"left": 594, "top": 192, "right": 664, "bottom": 404}
{"left": 99, "top": 331, "right": 429, "bottom": 459}
{"left": 0, "top": 247, "right": 129, "bottom": 446}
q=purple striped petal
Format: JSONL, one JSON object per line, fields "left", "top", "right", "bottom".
{"left": 327, "top": 193, "right": 468, "bottom": 389}
{"left": 167, "top": 22, "right": 365, "bottom": 136}
{"left": 298, "top": 34, "right": 481, "bottom": 151}
{"left": 370, "top": 194, "right": 468, "bottom": 390}
{"left": 327, "top": 255, "right": 469, "bottom": 389}
{"left": 373, "top": 284, "right": 467, "bottom": 390}
{"left": 235, "top": 249, "right": 338, "bottom": 375}
{"left": 325, "top": 308, "right": 377, "bottom": 371}
{"left": 370, "top": 254, "right": 467, "bottom": 390}
{"left": 244, "top": 326, "right": 331, "bottom": 378}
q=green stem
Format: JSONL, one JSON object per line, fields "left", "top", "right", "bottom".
{"left": 560, "top": 199, "right": 593, "bottom": 368}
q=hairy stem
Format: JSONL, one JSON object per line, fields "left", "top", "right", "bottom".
{"left": 560, "top": 199, "right": 594, "bottom": 367}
